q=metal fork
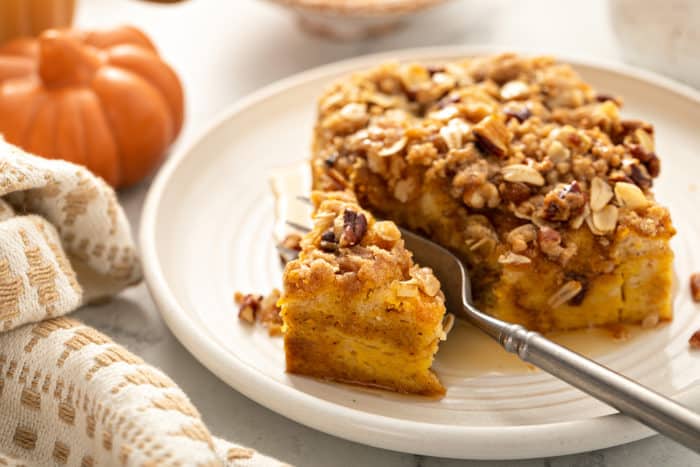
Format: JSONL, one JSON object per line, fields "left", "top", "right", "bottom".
{"left": 285, "top": 217, "right": 700, "bottom": 452}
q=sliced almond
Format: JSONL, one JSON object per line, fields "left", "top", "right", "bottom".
{"left": 432, "top": 72, "right": 456, "bottom": 87}
{"left": 590, "top": 177, "right": 613, "bottom": 211}
{"left": 468, "top": 236, "right": 490, "bottom": 252}
{"left": 440, "top": 118, "right": 470, "bottom": 150}
{"left": 502, "top": 164, "right": 545, "bottom": 186}
{"left": 635, "top": 128, "right": 655, "bottom": 153}
{"left": 366, "top": 92, "right": 397, "bottom": 108}
{"left": 339, "top": 103, "right": 367, "bottom": 122}
{"left": 500, "top": 80, "right": 529, "bottom": 100}
{"left": 614, "top": 182, "right": 649, "bottom": 210}
{"left": 412, "top": 267, "right": 441, "bottom": 297}
{"left": 498, "top": 252, "right": 531, "bottom": 265}
{"left": 428, "top": 105, "right": 459, "bottom": 121}
{"left": 547, "top": 281, "right": 583, "bottom": 308}
{"left": 321, "top": 92, "right": 345, "bottom": 111}
{"left": 595, "top": 100, "right": 620, "bottom": 121}
{"left": 590, "top": 204, "right": 618, "bottom": 234}
{"left": 378, "top": 137, "right": 407, "bottom": 157}
{"left": 442, "top": 313, "right": 455, "bottom": 338}
{"left": 374, "top": 220, "right": 401, "bottom": 241}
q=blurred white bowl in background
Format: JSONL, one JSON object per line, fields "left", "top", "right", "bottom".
{"left": 609, "top": 0, "right": 700, "bottom": 88}
{"left": 265, "top": 0, "right": 447, "bottom": 40}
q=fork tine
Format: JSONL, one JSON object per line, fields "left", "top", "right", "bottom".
{"left": 286, "top": 220, "right": 311, "bottom": 233}
{"left": 296, "top": 195, "right": 312, "bottom": 205}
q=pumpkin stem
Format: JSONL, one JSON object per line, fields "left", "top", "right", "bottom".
{"left": 38, "top": 29, "right": 101, "bottom": 87}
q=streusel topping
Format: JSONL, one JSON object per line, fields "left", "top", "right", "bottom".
{"left": 292, "top": 191, "right": 444, "bottom": 301}
{"left": 313, "top": 53, "right": 673, "bottom": 266}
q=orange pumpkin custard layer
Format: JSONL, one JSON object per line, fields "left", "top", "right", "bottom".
{"left": 279, "top": 191, "right": 447, "bottom": 396}
{"left": 311, "top": 53, "right": 675, "bottom": 332}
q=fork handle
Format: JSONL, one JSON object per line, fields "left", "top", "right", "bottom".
{"left": 463, "top": 303, "right": 700, "bottom": 452}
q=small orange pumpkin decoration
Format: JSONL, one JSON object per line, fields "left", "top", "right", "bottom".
{"left": 0, "top": 26, "right": 184, "bottom": 187}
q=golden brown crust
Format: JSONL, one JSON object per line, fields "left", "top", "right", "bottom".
{"left": 311, "top": 54, "right": 675, "bottom": 332}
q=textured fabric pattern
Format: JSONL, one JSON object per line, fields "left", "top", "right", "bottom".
{"left": 0, "top": 139, "right": 287, "bottom": 466}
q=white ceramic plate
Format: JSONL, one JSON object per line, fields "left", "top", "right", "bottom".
{"left": 140, "top": 47, "right": 700, "bottom": 460}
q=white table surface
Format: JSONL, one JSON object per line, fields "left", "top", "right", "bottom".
{"left": 73, "top": 0, "right": 699, "bottom": 465}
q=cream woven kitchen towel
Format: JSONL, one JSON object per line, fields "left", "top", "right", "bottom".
{"left": 0, "top": 138, "right": 286, "bottom": 466}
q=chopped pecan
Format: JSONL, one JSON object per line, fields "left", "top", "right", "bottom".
{"left": 689, "top": 330, "right": 700, "bottom": 350}
{"left": 426, "top": 64, "right": 446, "bottom": 75}
{"left": 278, "top": 233, "right": 303, "bottom": 264}
{"left": 542, "top": 181, "right": 585, "bottom": 221}
{"left": 473, "top": 115, "right": 510, "bottom": 158}
{"left": 235, "top": 293, "right": 262, "bottom": 324}
{"left": 628, "top": 144, "right": 660, "bottom": 178}
{"left": 258, "top": 289, "right": 283, "bottom": 336}
{"left": 629, "top": 163, "right": 652, "bottom": 189}
{"left": 595, "top": 93, "right": 620, "bottom": 104}
{"left": 280, "top": 233, "right": 302, "bottom": 251}
{"left": 691, "top": 273, "right": 700, "bottom": 302}
{"left": 504, "top": 106, "right": 532, "bottom": 123}
{"left": 646, "top": 155, "right": 661, "bottom": 177}
{"left": 340, "top": 210, "right": 368, "bottom": 247}
{"left": 436, "top": 94, "right": 460, "bottom": 109}
{"left": 628, "top": 144, "right": 652, "bottom": 163}
{"left": 499, "top": 181, "right": 532, "bottom": 204}
{"left": 320, "top": 229, "right": 338, "bottom": 252}
{"left": 620, "top": 119, "right": 654, "bottom": 135}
